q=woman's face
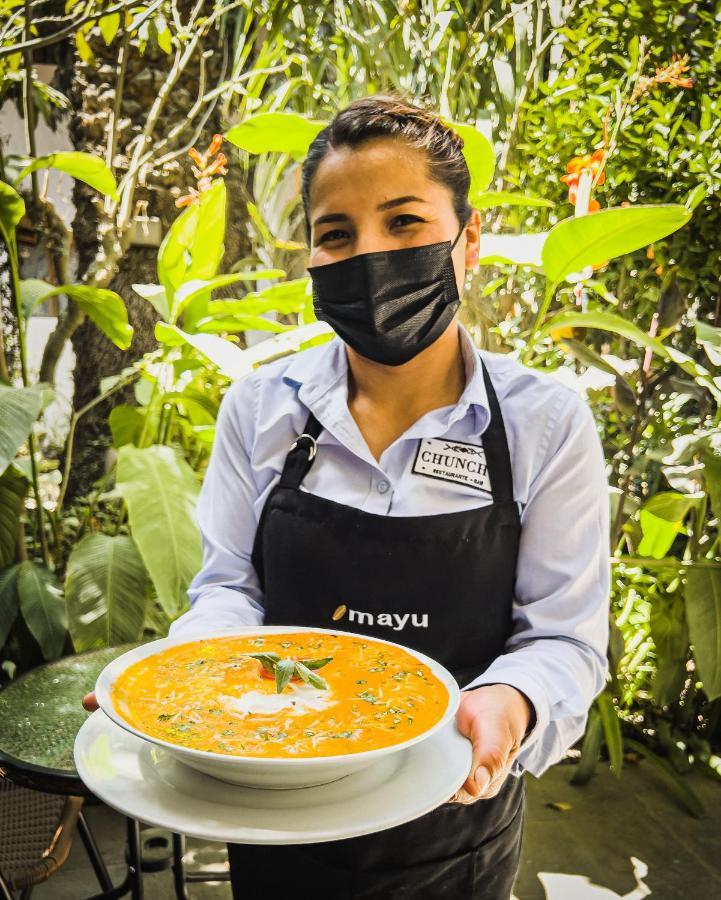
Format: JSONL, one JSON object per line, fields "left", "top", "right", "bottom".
{"left": 307, "top": 137, "right": 481, "bottom": 300}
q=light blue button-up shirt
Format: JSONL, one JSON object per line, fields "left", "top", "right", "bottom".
{"left": 169, "top": 323, "right": 611, "bottom": 777}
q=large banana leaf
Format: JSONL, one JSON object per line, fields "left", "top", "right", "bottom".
{"left": 0, "top": 564, "right": 20, "bottom": 647}
{"left": 65, "top": 533, "right": 149, "bottom": 651}
{"left": 685, "top": 567, "right": 721, "bottom": 701}
{"left": 115, "top": 445, "right": 202, "bottom": 618}
{"left": 17, "top": 562, "right": 67, "bottom": 660}
{"left": 0, "top": 385, "right": 43, "bottom": 472}
{"left": 0, "top": 466, "right": 27, "bottom": 568}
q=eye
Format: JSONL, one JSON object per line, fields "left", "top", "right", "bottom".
{"left": 391, "top": 214, "right": 423, "bottom": 228}
{"left": 316, "top": 229, "right": 348, "bottom": 245}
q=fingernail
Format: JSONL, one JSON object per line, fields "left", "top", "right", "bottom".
{"left": 474, "top": 767, "right": 490, "bottom": 793}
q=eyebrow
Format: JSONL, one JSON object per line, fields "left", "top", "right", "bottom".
{"left": 311, "top": 195, "right": 428, "bottom": 229}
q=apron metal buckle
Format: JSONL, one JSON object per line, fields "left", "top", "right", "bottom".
{"left": 290, "top": 433, "right": 317, "bottom": 460}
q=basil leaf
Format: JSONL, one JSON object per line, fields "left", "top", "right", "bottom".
{"left": 248, "top": 652, "right": 280, "bottom": 673}
{"left": 299, "top": 656, "right": 333, "bottom": 670}
{"left": 295, "top": 661, "right": 328, "bottom": 690}
{"left": 275, "top": 658, "right": 295, "bottom": 693}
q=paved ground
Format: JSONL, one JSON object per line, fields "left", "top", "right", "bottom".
{"left": 31, "top": 759, "right": 721, "bottom": 899}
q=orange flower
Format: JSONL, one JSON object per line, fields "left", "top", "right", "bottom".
{"left": 560, "top": 148, "right": 607, "bottom": 208}
{"left": 176, "top": 134, "right": 227, "bottom": 208}
{"left": 632, "top": 55, "right": 693, "bottom": 101}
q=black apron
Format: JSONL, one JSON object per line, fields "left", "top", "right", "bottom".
{"left": 228, "top": 356, "right": 525, "bottom": 900}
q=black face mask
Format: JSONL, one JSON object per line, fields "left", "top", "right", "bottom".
{"left": 307, "top": 224, "right": 465, "bottom": 366}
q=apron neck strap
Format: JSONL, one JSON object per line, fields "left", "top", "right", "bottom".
{"left": 478, "top": 356, "right": 514, "bottom": 503}
{"left": 280, "top": 355, "right": 514, "bottom": 502}
{"left": 278, "top": 412, "right": 324, "bottom": 488}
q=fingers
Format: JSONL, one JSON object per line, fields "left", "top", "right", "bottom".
{"left": 82, "top": 691, "right": 99, "bottom": 712}
{"left": 447, "top": 766, "right": 510, "bottom": 805}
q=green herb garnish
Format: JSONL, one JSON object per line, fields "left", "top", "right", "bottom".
{"left": 246, "top": 652, "right": 332, "bottom": 693}
{"left": 357, "top": 690, "right": 378, "bottom": 704}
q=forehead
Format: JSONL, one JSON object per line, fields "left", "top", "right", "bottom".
{"left": 308, "top": 137, "right": 449, "bottom": 212}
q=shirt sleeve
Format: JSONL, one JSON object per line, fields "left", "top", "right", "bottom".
{"left": 168, "top": 374, "right": 265, "bottom": 637}
{"left": 461, "top": 388, "right": 611, "bottom": 777}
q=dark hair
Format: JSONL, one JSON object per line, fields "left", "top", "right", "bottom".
{"left": 301, "top": 93, "right": 473, "bottom": 243}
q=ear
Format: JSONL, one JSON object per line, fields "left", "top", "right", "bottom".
{"left": 464, "top": 208, "right": 482, "bottom": 273}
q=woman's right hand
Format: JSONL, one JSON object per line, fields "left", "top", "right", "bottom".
{"left": 82, "top": 691, "right": 99, "bottom": 712}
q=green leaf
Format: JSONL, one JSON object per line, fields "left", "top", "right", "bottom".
{"left": 0, "top": 563, "right": 21, "bottom": 648}
{"left": 225, "top": 113, "right": 326, "bottom": 162}
{"left": 701, "top": 452, "right": 721, "bottom": 522}
{"left": 538, "top": 310, "right": 717, "bottom": 393}
{"left": 17, "top": 561, "right": 67, "bottom": 660}
{"left": 154, "top": 323, "right": 253, "bottom": 379}
{"left": 624, "top": 738, "right": 705, "bottom": 818}
{"left": 638, "top": 491, "right": 704, "bottom": 559}
{"left": 109, "top": 405, "right": 145, "bottom": 448}
{"left": 65, "top": 533, "right": 149, "bottom": 651}
{"left": 14, "top": 152, "right": 119, "bottom": 201}
{"left": 20, "top": 278, "right": 56, "bottom": 318}
{"left": 471, "top": 190, "right": 554, "bottom": 209}
{"left": 157, "top": 180, "right": 226, "bottom": 319}
{"left": 685, "top": 568, "right": 721, "bottom": 701}
{"left": 132, "top": 284, "right": 170, "bottom": 322}
{"left": 195, "top": 315, "right": 294, "bottom": 334}
{"left": 0, "top": 466, "right": 28, "bottom": 568}
{"left": 208, "top": 278, "right": 311, "bottom": 318}
{"left": 275, "top": 658, "right": 295, "bottom": 693}
{"left": 294, "top": 660, "right": 328, "bottom": 690}
{"left": 696, "top": 321, "right": 721, "bottom": 368}
{"left": 115, "top": 445, "right": 202, "bottom": 618}
{"left": 440, "top": 119, "right": 495, "bottom": 195}
{"left": 36, "top": 284, "right": 133, "bottom": 349}
{"left": 651, "top": 596, "right": 689, "bottom": 707}
{"left": 248, "top": 651, "right": 280, "bottom": 674}
{"left": 171, "top": 270, "right": 286, "bottom": 325}
{"left": 541, "top": 205, "right": 692, "bottom": 286}
{"left": 596, "top": 692, "right": 623, "bottom": 775}
{"left": 99, "top": 12, "right": 120, "bottom": 44}
{"left": 0, "top": 181, "right": 25, "bottom": 234}
{"left": 570, "top": 706, "right": 602, "bottom": 785}
{"left": 0, "top": 385, "right": 43, "bottom": 472}
{"left": 299, "top": 656, "right": 333, "bottom": 671}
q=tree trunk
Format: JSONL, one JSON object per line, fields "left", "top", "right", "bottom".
{"left": 57, "top": 21, "right": 251, "bottom": 500}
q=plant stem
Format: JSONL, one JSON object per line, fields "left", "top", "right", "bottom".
{"left": 611, "top": 556, "right": 721, "bottom": 570}
{"left": 56, "top": 372, "right": 140, "bottom": 517}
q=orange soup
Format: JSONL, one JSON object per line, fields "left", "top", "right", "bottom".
{"left": 112, "top": 633, "right": 449, "bottom": 758}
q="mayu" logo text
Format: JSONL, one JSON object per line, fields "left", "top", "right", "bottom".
{"left": 331, "top": 605, "right": 429, "bottom": 631}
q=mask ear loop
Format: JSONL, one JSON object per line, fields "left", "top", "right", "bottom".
{"left": 450, "top": 221, "right": 466, "bottom": 251}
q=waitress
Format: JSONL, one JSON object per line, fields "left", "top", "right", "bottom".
{"left": 167, "top": 94, "right": 611, "bottom": 899}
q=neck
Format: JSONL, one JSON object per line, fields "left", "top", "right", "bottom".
{"left": 346, "top": 322, "right": 467, "bottom": 416}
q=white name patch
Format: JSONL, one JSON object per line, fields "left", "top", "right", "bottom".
{"left": 412, "top": 438, "right": 491, "bottom": 493}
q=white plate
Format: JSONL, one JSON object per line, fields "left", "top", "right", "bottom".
{"left": 74, "top": 710, "right": 472, "bottom": 844}
{"left": 94, "top": 626, "right": 460, "bottom": 789}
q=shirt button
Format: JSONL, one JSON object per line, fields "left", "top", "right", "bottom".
{"left": 377, "top": 480, "right": 390, "bottom": 494}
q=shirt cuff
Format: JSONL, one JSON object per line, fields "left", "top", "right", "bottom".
{"left": 460, "top": 663, "right": 551, "bottom": 756}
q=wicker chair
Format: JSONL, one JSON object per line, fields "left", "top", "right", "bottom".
{"left": 0, "top": 778, "right": 83, "bottom": 899}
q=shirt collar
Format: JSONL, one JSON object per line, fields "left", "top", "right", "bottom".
{"left": 282, "top": 322, "right": 491, "bottom": 430}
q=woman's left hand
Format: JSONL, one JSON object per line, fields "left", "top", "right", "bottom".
{"left": 447, "top": 684, "right": 533, "bottom": 805}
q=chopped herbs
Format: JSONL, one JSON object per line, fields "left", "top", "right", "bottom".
{"left": 357, "top": 690, "right": 378, "bottom": 704}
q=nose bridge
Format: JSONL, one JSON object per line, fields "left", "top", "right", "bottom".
{"left": 352, "top": 216, "right": 393, "bottom": 257}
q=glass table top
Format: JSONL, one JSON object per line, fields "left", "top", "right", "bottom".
{"left": 0, "top": 644, "right": 140, "bottom": 773}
